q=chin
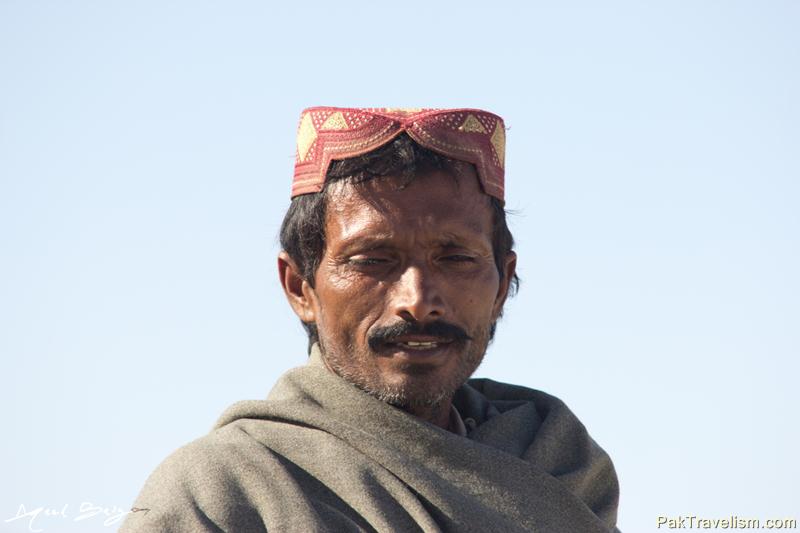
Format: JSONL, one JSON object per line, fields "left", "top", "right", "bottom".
{"left": 371, "top": 369, "right": 457, "bottom": 406}
{"left": 322, "top": 341, "right": 486, "bottom": 409}
{"left": 371, "top": 383, "right": 451, "bottom": 409}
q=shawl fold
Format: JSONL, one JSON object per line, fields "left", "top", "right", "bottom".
{"left": 121, "top": 352, "right": 619, "bottom": 532}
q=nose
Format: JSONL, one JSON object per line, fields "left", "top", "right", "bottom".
{"left": 390, "top": 264, "right": 446, "bottom": 322}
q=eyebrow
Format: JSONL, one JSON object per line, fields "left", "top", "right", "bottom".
{"left": 336, "top": 230, "right": 491, "bottom": 256}
{"left": 434, "top": 231, "right": 488, "bottom": 248}
{"left": 332, "top": 240, "right": 393, "bottom": 265}
{"left": 335, "top": 233, "right": 396, "bottom": 252}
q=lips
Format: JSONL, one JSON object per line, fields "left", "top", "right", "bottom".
{"left": 367, "top": 320, "right": 472, "bottom": 354}
{"left": 376, "top": 334, "right": 460, "bottom": 359}
{"left": 391, "top": 338, "right": 454, "bottom": 351}
{"left": 398, "top": 341, "right": 441, "bottom": 349}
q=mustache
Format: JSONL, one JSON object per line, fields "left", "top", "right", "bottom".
{"left": 368, "top": 320, "right": 473, "bottom": 351}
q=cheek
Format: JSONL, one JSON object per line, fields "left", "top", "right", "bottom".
{"left": 316, "top": 276, "right": 387, "bottom": 333}
{"left": 452, "top": 270, "right": 500, "bottom": 320}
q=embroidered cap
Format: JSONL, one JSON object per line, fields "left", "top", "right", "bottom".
{"left": 291, "top": 107, "right": 506, "bottom": 202}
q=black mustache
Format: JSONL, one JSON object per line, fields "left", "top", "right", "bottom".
{"left": 368, "top": 320, "right": 472, "bottom": 351}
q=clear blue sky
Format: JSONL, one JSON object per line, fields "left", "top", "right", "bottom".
{"left": 2, "top": 1, "right": 798, "bottom": 531}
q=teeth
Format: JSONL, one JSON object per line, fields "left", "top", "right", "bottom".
{"left": 403, "top": 341, "right": 438, "bottom": 348}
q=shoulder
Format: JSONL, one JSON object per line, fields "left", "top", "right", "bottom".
{"left": 120, "top": 425, "right": 267, "bottom": 532}
{"left": 462, "top": 377, "right": 604, "bottom": 458}
{"left": 465, "top": 377, "right": 620, "bottom": 528}
{"left": 143, "top": 423, "right": 259, "bottom": 490}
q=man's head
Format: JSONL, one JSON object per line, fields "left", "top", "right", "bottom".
{"left": 278, "top": 109, "right": 517, "bottom": 411}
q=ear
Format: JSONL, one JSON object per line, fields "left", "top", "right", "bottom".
{"left": 492, "top": 251, "right": 517, "bottom": 319}
{"left": 278, "top": 251, "right": 318, "bottom": 324}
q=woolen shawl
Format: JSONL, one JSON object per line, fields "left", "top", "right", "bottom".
{"left": 120, "top": 349, "right": 620, "bottom": 532}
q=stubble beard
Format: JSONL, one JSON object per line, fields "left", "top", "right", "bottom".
{"left": 319, "top": 322, "right": 494, "bottom": 410}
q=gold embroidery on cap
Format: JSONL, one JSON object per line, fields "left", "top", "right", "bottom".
{"left": 459, "top": 114, "right": 487, "bottom": 133}
{"left": 490, "top": 120, "right": 506, "bottom": 168}
{"left": 381, "top": 108, "right": 424, "bottom": 115}
{"left": 296, "top": 113, "right": 318, "bottom": 161}
{"left": 320, "top": 111, "right": 348, "bottom": 131}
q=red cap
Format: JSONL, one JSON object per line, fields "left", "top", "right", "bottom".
{"left": 292, "top": 107, "right": 506, "bottom": 201}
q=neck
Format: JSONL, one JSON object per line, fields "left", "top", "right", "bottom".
{"left": 403, "top": 399, "right": 453, "bottom": 432}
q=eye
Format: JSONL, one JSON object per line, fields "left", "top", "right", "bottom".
{"left": 348, "top": 256, "right": 390, "bottom": 266}
{"left": 441, "top": 254, "right": 476, "bottom": 263}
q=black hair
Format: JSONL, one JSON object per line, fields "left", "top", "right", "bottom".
{"left": 279, "top": 133, "right": 518, "bottom": 346}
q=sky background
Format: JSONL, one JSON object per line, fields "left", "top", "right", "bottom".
{"left": 1, "top": 1, "right": 798, "bottom": 531}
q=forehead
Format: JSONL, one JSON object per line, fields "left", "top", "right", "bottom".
{"left": 324, "top": 170, "right": 495, "bottom": 244}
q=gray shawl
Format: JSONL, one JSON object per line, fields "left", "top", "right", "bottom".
{"left": 121, "top": 350, "right": 619, "bottom": 532}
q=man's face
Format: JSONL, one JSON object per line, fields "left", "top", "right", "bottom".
{"left": 288, "top": 169, "right": 515, "bottom": 408}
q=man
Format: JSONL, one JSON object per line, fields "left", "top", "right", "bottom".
{"left": 121, "top": 108, "right": 620, "bottom": 532}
